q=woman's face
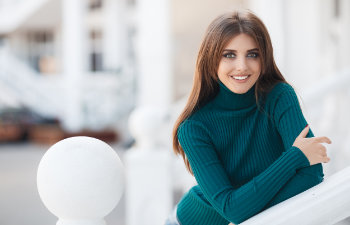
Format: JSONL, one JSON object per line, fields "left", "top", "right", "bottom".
{"left": 217, "top": 33, "right": 261, "bottom": 94}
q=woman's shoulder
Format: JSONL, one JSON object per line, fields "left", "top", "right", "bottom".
{"left": 178, "top": 105, "right": 213, "bottom": 134}
{"left": 180, "top": 112, "right": 207, "bottom": 130}
{"left": 267, "top": 82, "right": 295, "bottom": 97}
{"left": 262, "top": 81, "right": 302, "bottom": 113}
{"left": 187, "top": 103, "right": 214, "bottom": 121}
{"left": 264, "top": 82, "right": 297, "bottom": 103}
{"left": 178, "top": 116, "right": 212, "bottom": 142}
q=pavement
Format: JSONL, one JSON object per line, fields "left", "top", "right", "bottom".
{"left": 0, "top": 142, "right": 126, "bottom": 225}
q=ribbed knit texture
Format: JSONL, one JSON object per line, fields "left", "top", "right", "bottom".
{"left": 176, "top": 81, "right": 324, "bottom": 225}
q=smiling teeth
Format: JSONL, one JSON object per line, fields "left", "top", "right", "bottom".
{"left": 232, "top": 75, "right": 249, "bottom": 80}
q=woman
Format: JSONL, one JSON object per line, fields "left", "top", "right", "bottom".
{"left": 166, "top": 10, "right": 331, "bottom": 225}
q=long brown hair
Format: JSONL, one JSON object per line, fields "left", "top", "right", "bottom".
{"left": 173, "top": 10, "right": 287, "bottom": 175}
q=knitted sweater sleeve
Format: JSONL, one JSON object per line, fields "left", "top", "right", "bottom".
{"left": 178, "top": 119, "right": 310, "bottom": 224}
{"left": 262, "top": 84, "right": 324, "bottom": 209}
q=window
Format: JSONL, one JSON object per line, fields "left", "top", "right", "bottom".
{"left": 89, "top": 30, "right": 103, "bottom": 72}
{"left": 89, "top": 0, "right": 103, "bottom": 11}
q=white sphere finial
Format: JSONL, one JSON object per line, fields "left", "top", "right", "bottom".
{"left": 37, "top": 136, "right": 125, "bottom": 225}
{"left": 128, "top": 106, "right": 168, "bottom": 149}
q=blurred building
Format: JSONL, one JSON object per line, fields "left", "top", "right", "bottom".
{"left": 0, "top": 0, "right": 136, "bottom": 138}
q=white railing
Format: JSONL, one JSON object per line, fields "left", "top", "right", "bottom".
{"left": 300, "top": 68, "right": 350, "bottom": 175}
{"left": 0, "top": 0, "right": 51, "bottom": 34}
{"left": 301, "top": 69, "right": 350, "bottom": 104}
{"left": 241, "top": 166, "right": 350, "bottom": 225}
{"left": 0, "top": 47, "right": 135, "bottom": 130}
{"left": 0, "top": 78, "right": 21, "bottom": 107}
{"left": 0, "top": 47, "right": 63, "bottom": 117}
{"left": 124, "top": 106, "right": 174, "bottom": 225}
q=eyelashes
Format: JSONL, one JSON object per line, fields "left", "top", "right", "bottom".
{"left": 222, "top": 52, "right": 259, "bottom": 58}
{"left": 223, "top": 53, "right": 235, "bottom": 58}
{"left": 247, "top": 52, "right": 259, "bottom": 58}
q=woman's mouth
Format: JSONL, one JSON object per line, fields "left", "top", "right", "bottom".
{"left": 229, "top": 75, "right": 250, "bottom": 82}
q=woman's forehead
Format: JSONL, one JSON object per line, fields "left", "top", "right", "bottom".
{"left": 223, "top": 33, "right": 259, "bottom": 51}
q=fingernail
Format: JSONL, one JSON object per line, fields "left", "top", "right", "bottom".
{"left": 305, "top": 124, "right": 308, "bottom": 128}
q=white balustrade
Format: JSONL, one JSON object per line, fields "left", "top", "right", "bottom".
{"left": 37, "top": 136, "right": 125, "bottom": 225}
{"left": 0, "top": 47, "right": 62, "bottom": 117}
{"left": 0, "top": 0, "right": 50, "bottom": 34}
{"left": 61, "top": 0, "right": 87, "bottom": 132}
{"left": 241, "top": 166, "right": 350, "bottom": 225}
{"left": 300, "top": 68, "right": 350, "bottom": 175}
{"left": 0, "top": 46, "right": 133, "bottom": 130}
{"left": 135, "top": 0, "right": 172, "bottom": 107}
{"left": 125, "top": 106, "right": 173, "bottom": 225}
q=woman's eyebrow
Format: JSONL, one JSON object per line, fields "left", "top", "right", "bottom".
{"left": 247, "top": 48, "right": 259, "bottom": 52}
{"left": 223, "top": 48, "right": 259, "bottom": 52}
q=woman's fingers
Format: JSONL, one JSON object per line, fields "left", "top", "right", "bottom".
{"left": 318, "top": 144, "right": 330, "bottom": 162}
{"left": 318, "top": 145, "right": 327, "bottom": 156}
{"left": 293, "top": 127, "right": 332, "bottom": 165}
{"left": 313, "top": 136, "right": 332, "bottom": 144}
{"left": 323, "top": 157, "right": 331, "bottom": 163}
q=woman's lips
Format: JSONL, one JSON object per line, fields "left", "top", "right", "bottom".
{"left": 229, "top": 75, "right": 250, "bottom": 83}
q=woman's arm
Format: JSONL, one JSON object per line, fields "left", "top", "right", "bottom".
{"left": 178, "top": 120, "right": 310, "bottom": 224}
{"left": 262, "top": 85, "right": 326, "bottom": 209}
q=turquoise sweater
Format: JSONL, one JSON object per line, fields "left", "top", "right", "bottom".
{"left": 176, "top": 81, "right": 323, "bottom": 225}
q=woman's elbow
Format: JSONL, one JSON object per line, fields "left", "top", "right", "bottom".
{"left": 223, "top": 207, "right": 251, "bottom": 224}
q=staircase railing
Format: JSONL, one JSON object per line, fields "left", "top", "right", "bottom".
{"left": 0, "top": 47, "right": 135, "bottom": 129}
{"left": 0, "top": 47, "right": 63, "bottom": 117}
{"left": 0, "top": 0, "right": 51, "bottom": 34}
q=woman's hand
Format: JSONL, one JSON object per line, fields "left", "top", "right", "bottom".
{"left": 292, "top": 125, "right": 332, "bottom": 165}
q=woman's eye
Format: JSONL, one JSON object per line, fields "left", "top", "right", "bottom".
{"left": 247, "top": 52, "right": 259, "bottom": 58}
{"left": 223, "top": 53, "right": 235, "bottom": 58}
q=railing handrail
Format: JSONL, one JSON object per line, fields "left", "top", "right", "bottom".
{"left": 241, "top": 166, "right": 350, "bottom": 225}
{"left": 301, "top": 68, "right": 350, "bottom": 104}
{"left": 0, "top": 0, "right": 50, "bottom": 34}
{"left": 0, "top": 47, "right": 62, "bottom": 117}
{"left": 0, "top": 47, "right": 135, "bottom": 130}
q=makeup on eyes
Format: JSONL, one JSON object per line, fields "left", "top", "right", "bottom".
{"left": 222, "top": 50, "right": 259, "bottom": 58}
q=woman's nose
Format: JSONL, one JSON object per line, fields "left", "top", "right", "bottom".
{"left": 235, "top": 57, "right": 247, "bottom": 71}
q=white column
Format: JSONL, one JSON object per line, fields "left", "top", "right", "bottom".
{"left": 249, "top": 0, "right": 323, "bottom": 89}
{"left": 103, "top": 0, "right": 127, "bottom": 72}
{"left": 135, "top": 0, "right": 172, "bottom": 107}
{"left": 125, "top": 1, "right": 173, "bottom": 224}
{"left": 125, "top": 107, "right": 173, "bottom": 225}
{"left": 338, "top": 0, "right": 350, "bottom": 68}
{"left": 248, "top": 0, "right": 286, "bottom": 73}
{"left": 283, "top": 0, "right": 322, "bottom": 88}
{"left": 62, "top": 0, "right": 87, "bottom": 132}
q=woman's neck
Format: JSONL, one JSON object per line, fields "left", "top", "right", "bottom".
{"left": 213, "top": 80, "right": 257, "bottom": 110}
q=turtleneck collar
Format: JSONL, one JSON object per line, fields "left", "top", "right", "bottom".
{"left": 213, "top": 80, "right": 257, "bottom": 110}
